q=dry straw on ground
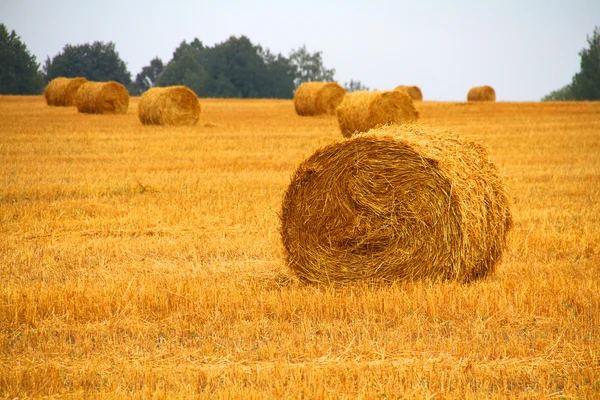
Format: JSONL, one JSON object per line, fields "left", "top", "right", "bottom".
{"left": 293, "top": 81, "right": 346, "bottom": 116}
{"left": 74, "top": 81, "right": 130, "bottom": 114}
{"left": 394, "top": 85, "right": 423, "bottom": 101}
{"left": 467, "top": 85, "right": 496, "bottom": 102}
{"left": 281, "top": 124, "right": 513, "bottom": 284}
{"left": 336, "top": 90, "right": 419, "bottom": 137}
{"left": 138, "top": 86, "right": 201, "bottom": 126}
{"left": 44, "top": 77, "right": 88, "bottom": 107}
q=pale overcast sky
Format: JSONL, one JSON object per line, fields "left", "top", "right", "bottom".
{"left": 2, "top": 0, "right": 598, "bottom": 101}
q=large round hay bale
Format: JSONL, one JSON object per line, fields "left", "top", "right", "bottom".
{"left": 74, "top": 81, "right": 130, "bottom": 114}
{"left": 336, "top": 90, "right": 419, "bottom": 137}
{"left": 138, "top": 86, "right": 201, "bottom": 126}
{"left": 44, "top": 77, "right": 89, "bottom": 107}
{"left": 467, "top": 85, "right": 496, "bottom": 102}
{"left": 293, "top": 82, "right": 346, "bottom": 116}
{"left": 281, "top": 124, "right": 512, "bottom": 284}
{"left": 394, "top": 85, "right": 423, "bottom": 101}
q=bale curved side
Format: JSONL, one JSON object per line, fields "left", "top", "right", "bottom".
{"left": 293, "top": 82, "right": 346, "bottom": 116}
{"left": 467, "top": 86, "right": 496, "bottom": 102}
{"left": 280, "top": 124, "right": 512, "bottom": 284}
{"left": 44, "top": 77, "right": 88, "bottom": 106}
{"left": 138, "top": 86, "right": 201, "bottom": 126}
{"left": 394, "top": 85, "right": 423, "bottom": 101}
{"left": 74, "top": 81, "right": 130, "bottom": 114}
{"left": 336, "top": 90, "right": 418, "bottom": 137}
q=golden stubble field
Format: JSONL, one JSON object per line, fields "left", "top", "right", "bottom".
{"left": 1, "top": 96, "right": 599, "bottom": 398}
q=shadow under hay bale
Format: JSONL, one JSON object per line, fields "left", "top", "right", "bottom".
{"left": 74, "top": 81, "right": 129, "bottom": 114}
{"left": 336, "top": 90, "right": 418, "bottom": 138}
{"left": 394, "top": 85, "right": 423, "bottom": 101}
{"left": 44, "top": 77, "right": 89, "bottom": 107}
{"left": 138, "top": 86, "right": 201, "bottom": 126}
{"left": 293, "top": 82, "right": 346, "bottom": 116}
{"left": 281, "top": 124, "right": 513, "bottom": 284}
{"left": 467, "top": 85, "right": 496, "bottom": 102}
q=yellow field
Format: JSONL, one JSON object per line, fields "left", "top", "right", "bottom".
{"left": 1, "top": 96, "right": 599, "bottom": 398}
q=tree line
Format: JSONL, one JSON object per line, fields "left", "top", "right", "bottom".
{"left": 541, "top": 27, "right": 600, "bottom": 101}
{"left": 1, "top": 23, "right": 598, "bottom": 100}
{"left": 0, "top": 24, "right": 367, "bottom": 98}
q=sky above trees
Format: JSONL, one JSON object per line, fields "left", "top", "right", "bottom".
{"left": 2, "top": 0, "right": 599, "bottom": 101}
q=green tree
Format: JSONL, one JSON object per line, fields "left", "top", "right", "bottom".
{"left": 259, "top": 48, "right": 297, "bottom": 98}
{"left": 0, "top": 24, "right": 44, "bottom": 94}
{"left": 157, "top": 36, "right": 296, "bottom": 98}
{"left": 134, "top": 57, "right": 164, "bottom": 94}
{"left": 289, "top": 45, "right": 335, "bottom": 88}
{"left": 571, "top": 26, "right": 600, "bottom": 100}
{"left": 156, "top": 40, "right": 208, "bottom": 95}
{"left": 43, "top": 41, "right": 132, "bottom": 85}
{"left": 543, "top": 26, "right": 600, "bottom": 101}
{"left": 541, "top": 84, "right": 574, "bottom": 101}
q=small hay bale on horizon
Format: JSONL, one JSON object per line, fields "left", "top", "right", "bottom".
{"left": 394, "top": 85, "right": 423, "bottom": 101}
{"left": 280, "top": 124, "right": 513, "bottom": 284}
{"left": 44, "top": 77, "right": 89, "bottom": 107}
{"left": 138, "top": 86, "right": 201, "bottom": 126}
{"left": 293, "top": 81, "right": 346, "bottom": 116}
{"left": 467, "top": 85, "right": 496, "bottom": 102}
{"left": 74, "top": 81, "right": 129, "bottom": 114}
{"left": 336, "top": 90, "right": 418, "bottom": 137}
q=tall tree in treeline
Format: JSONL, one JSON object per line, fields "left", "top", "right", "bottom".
{"left": 0, "top": 24, "right": 44, "bottom": 94}
{"left": 571, "top": 26, "right": 600, "bottom": 100}
{"left": 43, "top": 41, "right": 132, "bottom": 86}
{"left": 153, "top": 35, "right": 298, "bottom": 98}
{"left": 543, "top": 26, "right": 600, "bottom": 101}
{"left": 288, "top": 45, "right": 336, "bottom": 88}
{"left": 134, "top": 57, "right": 164, "bottom": 94}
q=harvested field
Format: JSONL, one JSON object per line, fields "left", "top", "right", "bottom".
{"left": 1, "top": 96, "right": 599, "bottom": 398}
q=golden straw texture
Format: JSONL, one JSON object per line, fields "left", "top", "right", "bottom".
{"left": 293, "top": 82, "right": 346, "bottom": 116}
{"left": 281, "top": 124, "right": 512, "bottom": 284}
{"left": 74, "top": 81, "right": 130, "bottom": 114}
{"left": 394, "top": 85, "right": 423, "bottom": 101}
{"left": 44, "top": 77, "right": 88, "bottom": 107}
{"left": 467, "top": 86, "right": 496, "bottom": 102}
{"left": 138, "top": 86, "right": 201, "bottom": 126}
{"left": 336, "top": 90, "right": 418, "bottom": 137}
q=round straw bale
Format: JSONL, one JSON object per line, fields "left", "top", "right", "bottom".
{"left": 74, "top": 81, "right": 130, "bottom": 114}
{"left": 44, "top": 77, "right": 89, "bottom": 106}
{"left": 138, "top": 86, "right": 201, "bottom": 126}
{"left": 336, "top": 90, "right": 418, "bottom": 138}
{"left": 293, "top": 82, "right": 346, "bottom": 116}
{"left": 281, "top": 124, "right": 512, "bottom": 284}
{"left": 394, "top": 85, "right": 423, "bottom": 101}
{"left": 467, "top": 85, "right": 496, "bottom": 102}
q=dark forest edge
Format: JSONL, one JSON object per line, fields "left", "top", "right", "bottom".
{"left": 1, "top": 23, "right": 597, "bottom": 100}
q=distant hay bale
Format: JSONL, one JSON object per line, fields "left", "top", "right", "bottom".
{"left": 281, "top": 124, "right": 513, "bottom": 284}
{"left": 336, "top": 90, "right": 419, "bottom": 137}
{"left": 74, "top": 81, "right": 129, "bottom": 114}
{"left": 293, "top": 82, "right": 346, "bottom": 116}
{"left": 44, "top": 77, "right": 88, "bottom": 107}
{"left": 394, "top": 85, "right": 423, "bottom": 101}
{"left": 138, "top": 86, "right": 201, "bottom": 126}
{"left": 467, "top": 86, "right": 496, "bottom": 102}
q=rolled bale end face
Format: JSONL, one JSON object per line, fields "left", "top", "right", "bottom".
{"left": 138, "top": 86, "right": 201, "bottom": 126}
{"left": 394, "top": 85, "right": 423, "bottom": 102}
{"left": 467, "top": 85, "right": 496, "bottom": 102}
{"left": 293, "top": 82, "right": 346, "bottom": 116}
{"left": 74, "top": 81, "right": 130, "bottom": 114}
{"left": 44, "top": 77, "right": 89, "bottom": 106}
{"left": 280, "top": 124, "right": 512, "bottom": 284}
{"left": 336, "top": 90, "right": 419, "bottom": 138}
